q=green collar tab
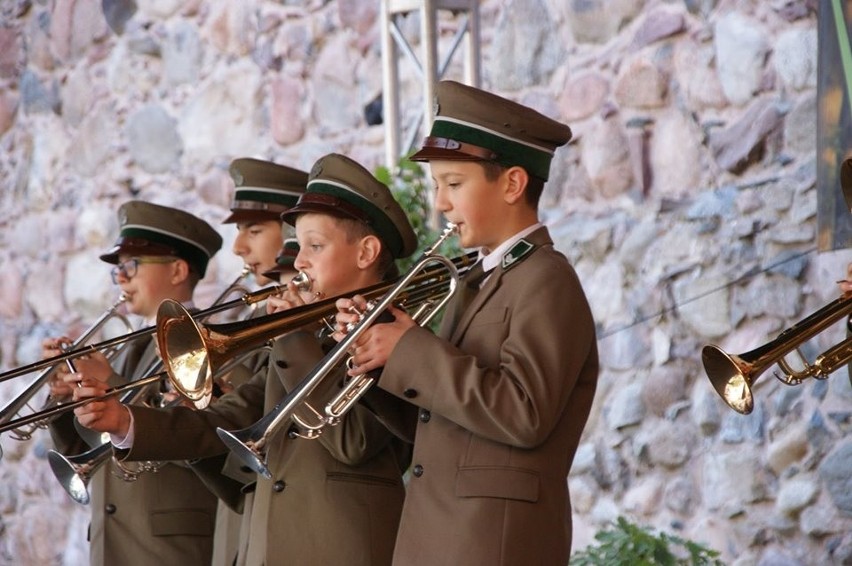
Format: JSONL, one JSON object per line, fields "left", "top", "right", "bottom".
{"left": 501, "top": 239, "right": 535, "bottom": 271}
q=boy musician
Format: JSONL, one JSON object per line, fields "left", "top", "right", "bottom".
{"left": 67, "top": 153, "right": 418, "bottom": 566}
{"left": 225, "top": 158, "right": 307, "bottom": 292}
{"left": 45, "top": 201, "right": 223, "bottom": 566}
{"left": 206, "top": 158, "right": 307, "bottom": 566}
{"left": 335, "top": 80, "right": 600, "bottom": 565}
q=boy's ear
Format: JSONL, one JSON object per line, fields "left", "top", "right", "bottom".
{"left": 356, "top": 235, "right": 383, "bottom": 270}
{"left": 170, "top": 258, "right": 191, "bottom": 285}
{"left": 502, "top": 166, "right": 529, "bottom": 205}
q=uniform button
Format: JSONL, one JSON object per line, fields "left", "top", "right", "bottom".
{"left": 419, "top": 409, "right": 431, "bottom": 423}
{"left": 276, "top": 360, "right": 288, "bottom": 369}
{"left": 104, "top": 504, "right": 117, "bottom": 514}
{"left": 403, "top": 388, "right": 418, "bottom": 399}
{"left": 412, "top": 464, "right": 423, "bottom": 477}
{"left": 273, "top": 480, "right": 286, "bottom": 492}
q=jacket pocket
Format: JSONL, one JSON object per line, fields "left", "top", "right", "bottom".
{"left": 455, "top": 466, "right": 540, "bottom": 502}
{"left": 149, "top": 510, "right": 215, "bottom": 537}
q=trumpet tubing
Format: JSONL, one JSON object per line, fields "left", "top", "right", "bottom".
{"left": 0, "top": 295, "right": 133, "bottom": 440}
{"left": 702, "top": 294, "right": 852, "bottom": 414}
{"left": 213, "top": 224, "right": 462, "bottom": 478}
{"left": 0, "top": 373, "right": 165, "bottom": 435}
{"left": 0, "top": 266, "right": 289, "bottom": 441}
{"left": 38, "top": 267, "right": 267, "bottom": 498}
{"left": 48, "top": 443, "right": 113, "bottom": 505}
{"left": 0, "top": 269, "right": 295, "bottom": 386}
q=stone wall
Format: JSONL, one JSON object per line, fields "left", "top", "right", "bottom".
{"left": 0, "top": 0, "right": 850, "bottom": 564}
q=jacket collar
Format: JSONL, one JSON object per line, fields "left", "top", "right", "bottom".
{"left": 449, "top": 226, "right": 553, "bottom": 342}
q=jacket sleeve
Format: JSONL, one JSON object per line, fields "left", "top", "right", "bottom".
{"left": 119, "top": 362, "right": 269, "bottom": 462}
{"left": 379, "top": 254, "right": 598, "bottom": 449}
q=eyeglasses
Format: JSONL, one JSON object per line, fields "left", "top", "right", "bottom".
{"left": 111, "top": 257, "right": 178, "bottom": 284}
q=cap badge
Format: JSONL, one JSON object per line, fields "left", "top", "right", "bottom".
{"left": 501, "top": 239, "right": 534, "bottom": 271}
{"left": 310, "top": 161, "right": 324, "bottom": 179}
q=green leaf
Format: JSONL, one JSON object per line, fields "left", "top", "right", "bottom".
{"left": 571, "top": 517, "right": 725, "bottom": 566}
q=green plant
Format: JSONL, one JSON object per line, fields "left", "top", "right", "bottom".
{"left": 571, "top": 517, "right": 725, "bottom": 566}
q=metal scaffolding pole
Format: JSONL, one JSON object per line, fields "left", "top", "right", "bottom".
{"left": 380, "top": 0, "right": 482, "bottom": 171}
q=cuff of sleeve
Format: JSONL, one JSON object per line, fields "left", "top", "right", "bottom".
{"left": 110, "top": 407, "right": 135, "bottom": 449}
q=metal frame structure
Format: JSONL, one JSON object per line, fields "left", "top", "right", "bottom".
{"left": 380, "top": 0, "right": 482, "bottom": 170}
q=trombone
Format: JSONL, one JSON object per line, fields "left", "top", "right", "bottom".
{"left": 0, "top": 267, "right": 300, "bottom": 385}
{"left": 0, "top": 266, "right": 255, "bottom": 441}
{"left": 42, "top": 267, "right": 306, "bottom": 504}
{"left": 0, "top": 268, "right": 312, "bottom": 438}
{"left": 702, "top": 294, "right": 852, "bottom": 414}
{"left": 0, "top": 294, "right": 133, "bottom": 440}
{"left": 211, "top": 224, "right": 461, "bottom": 478}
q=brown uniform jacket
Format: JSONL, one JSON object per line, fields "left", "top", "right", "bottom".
{"left": 191, "top": 338, "right": 269, "bottom": 566}
{"left": 120, "top": 329, "right": 409, "bottom": 566}
{"left": 378, "top": 226, "right": 599, "bottom": 566}
{"left": 50, "top": 335, "right": 218, "bottom": 566}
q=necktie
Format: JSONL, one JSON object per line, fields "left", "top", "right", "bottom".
{"left": 441, "top": 260, "right": 487, "bottom": 337}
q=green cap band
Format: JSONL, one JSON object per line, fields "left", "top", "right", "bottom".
{"left": 430, "top": 116, "right": 555, "bottom": 181}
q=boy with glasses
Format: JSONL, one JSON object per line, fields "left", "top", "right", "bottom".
{"left": 68, "top": 154, "right": 418, "bottom": 566}
{"left": 44, "top": 200, "right": 223, "bottom": 566}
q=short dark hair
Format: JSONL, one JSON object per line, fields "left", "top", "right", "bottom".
{"left": 335, "top": 217, "right": 397, "bottom": 281}
{"left": 479, "top": 161, "right": 544, "bottom": 208}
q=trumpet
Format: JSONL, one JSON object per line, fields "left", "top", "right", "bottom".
{"left": 702, "top": 294, "right": 852, "bottom": 414}
{"left": 0, "top": 295, "right": 134, "bottom": 440}
{"left": 212, "top": 224, "right": 460, "bottom": 478}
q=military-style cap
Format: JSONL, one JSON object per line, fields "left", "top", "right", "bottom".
{"left": 410, "top": 80, "right": 572, "bottom": 181}
{"left": 261, "top": 238, "right": 300, "bottom": 282}
{"left": 282, "top": 153, "right": 417, "bottom": 259}
{"left": 223, "top": 158, "right": 308, "bottom": 224}
{"left": 842, "top": 155, "right": 852, "bottom": 213}
{"left": 100, "top": 201, "right": 223, "bottom": 277}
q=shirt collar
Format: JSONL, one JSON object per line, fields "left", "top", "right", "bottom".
{"left": 479, "top": 222, "right": 542, "bottom": 274}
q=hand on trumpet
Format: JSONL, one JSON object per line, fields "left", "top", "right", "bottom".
{"left": 66, "top": 373, "right": 132, "bottom": 438}
{"left": 42, "top": 337, "right": 75, "bottom": 399}
{"left": 267, "top": 276, "right": 317, "bottom": 315}
{"left": 42, "top": 337, "right": 113, "bottom": 387}
{"left": 333, "top": 295, "right": 416, "bottom": 377}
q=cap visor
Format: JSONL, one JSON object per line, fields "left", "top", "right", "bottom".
{"left": 222, "top": 209, "right": 283, "bottom": 224}
{"left": 98, "top": 241, "right": 177, "bottom": 264}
